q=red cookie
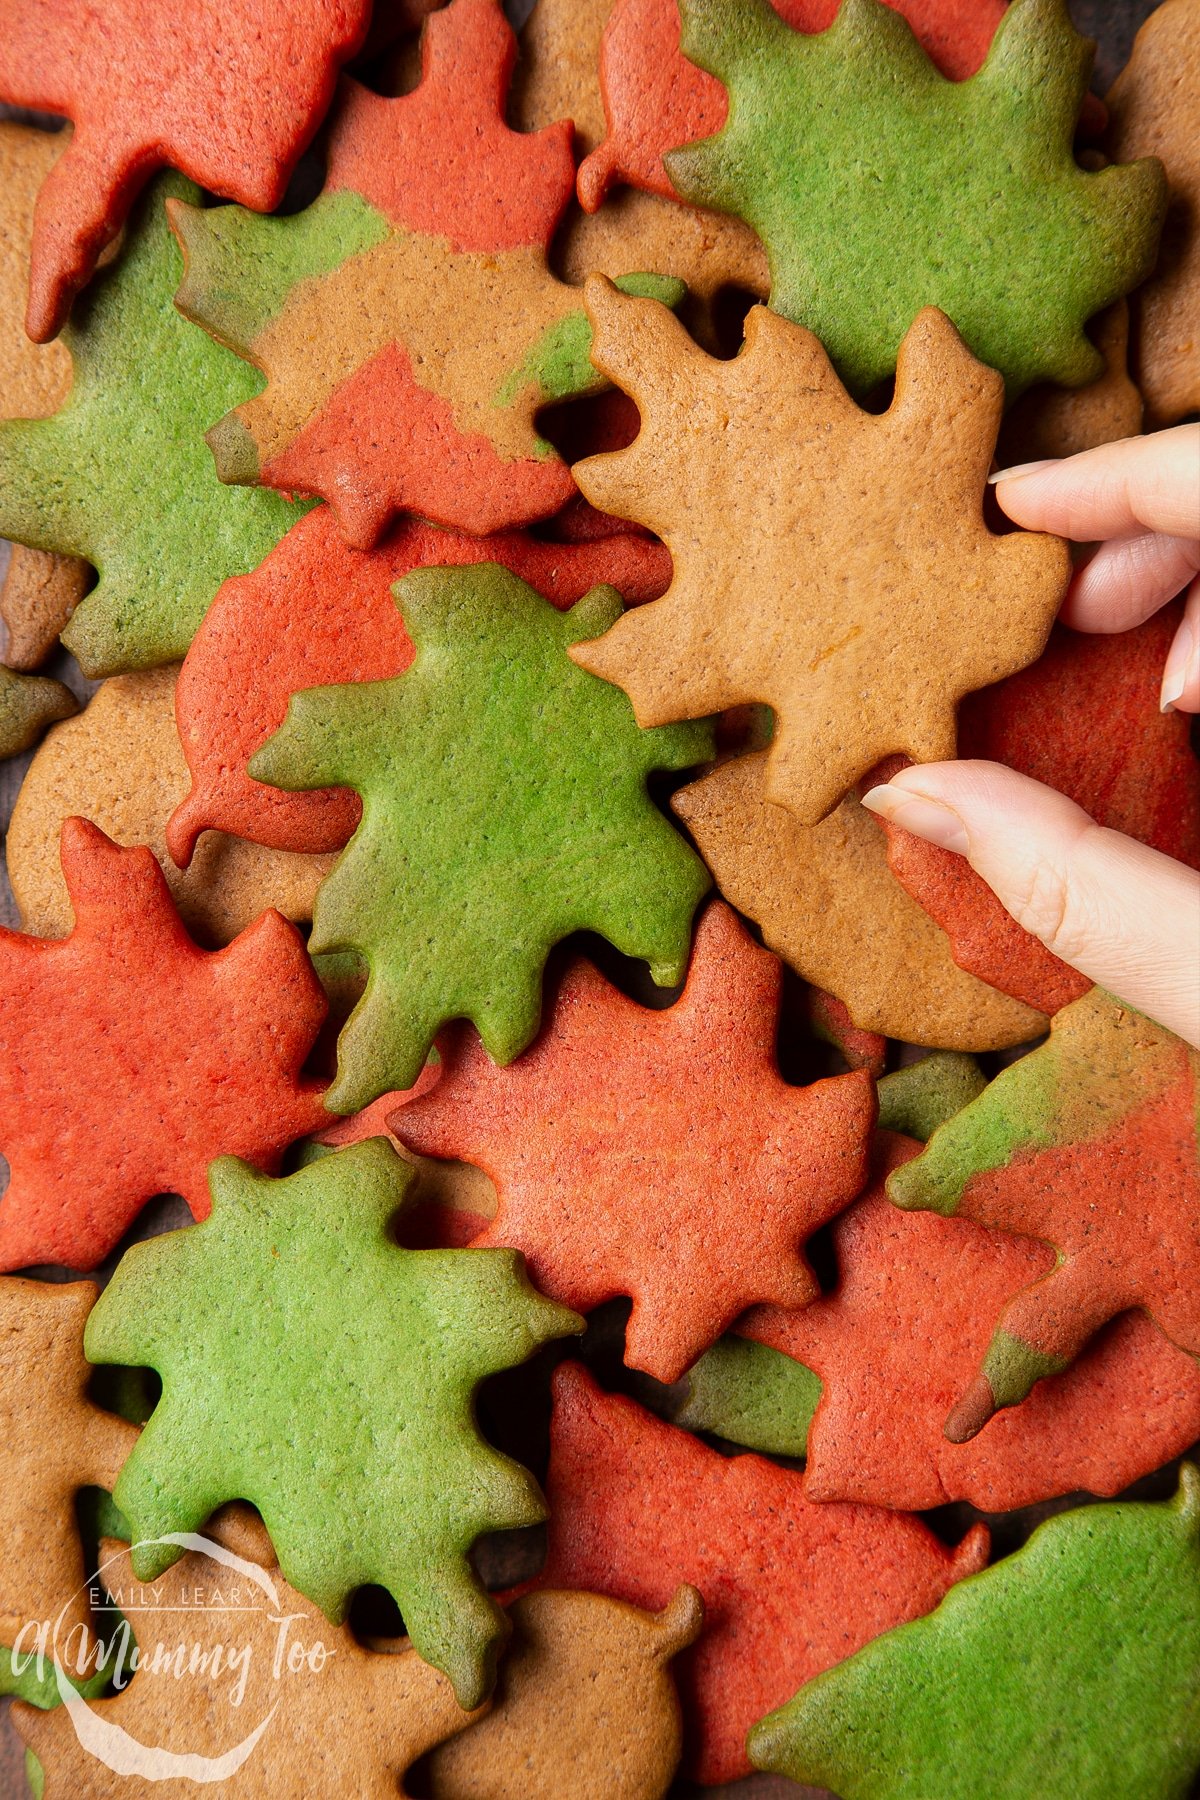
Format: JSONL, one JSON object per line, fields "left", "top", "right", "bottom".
{"left": 576, "top": 0, "right": 1008, "bottom": 211}
{"left": 391, "top": 902, "right": 875, "bottom": 1381}
{"left": 167, "top": 507, "right": 670, "bottom": 865}
{"left": 885, "top": 609, "right": 1200, "bottom": 1011}
{"left": 0, "top": 818, "right": 328, "bottom": 1270}
{"left": 0, "top": 0, "right": 370, "bottom": 341}
{"left": 537, "top": 1364, "right": 987, "bottom": 1784}
{"left": 740, "top": 1131, "right": 1200, "bottom": 1510}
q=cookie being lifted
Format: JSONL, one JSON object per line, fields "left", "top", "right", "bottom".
{"left": 571, "top": 284, "right": 1070, "bottom": 824}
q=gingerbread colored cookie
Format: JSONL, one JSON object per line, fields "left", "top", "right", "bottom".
{"left": 427, "top": 1587, "right": 702, "bottom": 1800}
{"left": 686, "top": 1132, "right": 1200, "bottom": 1510}
{"left": 391, "top": 903, "right": 874, "bottom": 1381}
{"left": 167, "top": 507, "right": 670, "bottom": 864}
{"left": 0, "top": 171, "right": 310, "bottom": 678}
{"left": 571, "top": 287, "right": 1070, "bottom": 825}
{"left": 0, "top": 817, "right": 329, "bottom": 1270}
{"left": 17, "top": 1536, "right": 479, "bottom": 1796}
{"left": 538, "top": 1364, "right": 987, "bottom": 1784}
{"left": 997, "top": 301, "right": 1143, "bottom": 467}
{"left": 665, "top": 0, "right": 1165, "bottom": 397}
{"left": 0, "top": 1279, "right": 138, "bottom": 1663}
{"left": 890, "top": 988, "right": 1200, "bottom": 1440}
{"left": 86, "top": 1138, "right": 581, "bottom": 1709}
{"left": 169, "top": 0, "right": 682, "bottom": 548}
{"left": 577, "top": 0, "right": 1008, "bottom": 211}
{"left": 749, "top": 1469, "right": 1200, "bottom": 1800}
{"left": 250, "top": 565, "right": 712, "bottom": 1110}
{"left": 0, "top": 0, "right": 370, "bottom": 342}
{"left": 509, "top": 0, "right": 613, "bottom": 151}
{"left": 672, "top": 753, "right": 1047, "bottom": 1050}
{"left": 7, "top": 667, "right": 334, "bottom": 946}
{"left": 0, "top": 125, "right": 91, "bottom": 669}
{"left": 885, "top": 608, "right": 1200, "bottom": 1013}
{"left": 0, "top": 665, "right": 76, "bottom": 761}
{"left": 1107, "top": 0, "right": 1200, "bottom": 426}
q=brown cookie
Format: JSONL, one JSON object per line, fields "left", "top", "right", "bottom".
{"left": 672, "top": 752, "right": 1046, "bottom": 1050}
{"left": 0, "top": 124, "right": 91, "bottom": 669}
{"left": 427, "top": 1587, "right": 702, "bottom": 1800}
{"left": 571, "top": 286, "right": 1070, "bottom": 825}
{"left": 1107, "top": 0, "right": 1200, "bottom": 426}
{"left": 6, "top": 666, "right": 334, "bottom": 945}
{"left": 997, "top": 301, "right": 1143, "bottom": 466}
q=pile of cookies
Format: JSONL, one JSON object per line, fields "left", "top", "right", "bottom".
{"left": 0, "top": 0, "right": 1198, "bottom": 1795}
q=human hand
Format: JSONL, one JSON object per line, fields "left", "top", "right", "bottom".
{"left": 862, "top": 427, "right": 1200, "bottom": 1047}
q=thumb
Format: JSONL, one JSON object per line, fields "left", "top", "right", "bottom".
{"left": 862, "top": 762, "right": 1200, "bottom": 1047}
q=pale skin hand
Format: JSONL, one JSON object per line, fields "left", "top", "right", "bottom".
{"left": 862, "top": 427, "right": 1200, "bottom": 1048}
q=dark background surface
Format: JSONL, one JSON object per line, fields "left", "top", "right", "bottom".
{"left": 0, "top": 0, "right": 1170, "bottom": 1795}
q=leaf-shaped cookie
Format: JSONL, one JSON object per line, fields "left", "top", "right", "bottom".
{"left": 17, "top": 1536, "right": 478, "bottom": 1796}
{"left": 0, "top": 0, "right": 369, "bottom": 342}
{"left": 1107, "top": 0, "right": 1200, "bottom": 426}
{"left": 672, "top": 754, "right": 1046, "bottom": 1048}
{"left": 249, "top": 564, "right": 712, "bottom": 1111}
{"left": 167, "top": 506, "right": 669, "bottom": 864}
{"left": 537, "top": 1364, "right": 988, "bottom": 1784}
{"left": 0, "top": 818, "right": 328, "bottom": 1271}
{"left": 684, "top": 1132, "right": 1200, "bottom": 1510}
{"left": 571, "top": 287, "right": 1070, "bottom": 824}
{"left": 85, "top": 1138, "right": 581, "bottom": 1710}
{"left": 884, "top": 609, "right": 1200, "bottom": 1013}
{"left": 0, "top": 1279, "right": 138, "bottom": 1660}
{"left": 169, "top": 0, "right": 682, "bottom": 548}
{"left": 749, "top": 1469, "right": 1200, "bottom": 1800}
{"left": 889, "top": 988, "right": 1200, "bottom": 1440}
{"left": 577, "top": 0, "right": 1007, "bottom": 211}
{"left": 427, "top": 1587, "right": 702, "bottom": 1800}
{"left": 7, "top": 668, "right": 333, "bottom": 946}
{"left": 391, "top": 902, "right": 875, "bottom": 1381}
{"left": 0, "top": 125, "right": 90, "bottom": 670}
{"left": 0, "top": 666, "right": 76, "bottom": 761}
{"left": 666, "top": 0, "right": 1166, "bottom": 396}
{"left": 0, "top": 172, "right": 310, "bottom": 678}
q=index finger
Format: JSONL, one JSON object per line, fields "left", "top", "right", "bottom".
{"left": 992, "top": 425, "right": 1200, "bottom": 543}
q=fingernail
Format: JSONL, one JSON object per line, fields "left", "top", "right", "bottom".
{"left": 861, "top": 783, "right": 970, "bottom": 855}
{"left": 1161, "top": 621, "right": 1195, "bottom": 713}
{"left": 987, "top": 458, "right": 1059, "bottom": 485}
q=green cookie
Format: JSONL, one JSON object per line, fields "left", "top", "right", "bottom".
{"left": 0, "top": 173, "right": 310, "bottom": 677}
{"left": 875, "top": 1051, "right": 988, "bottom": 1141}
{"left": 250, "top": 565, "right": 714, "bottom": 1111}
{"left": 84, "top": 1138, "right": 581, "bottom": 1709}
{"left": 678, "top": 1333, "right": 821, "bottom": 1459}
{"left": 667, "top": 0, "right": 1166, "bottom": 396}
{"left": 749, "top": 1467, "right": 1200, "bottom": 1799}
{"left": 0, "top": 666, "right": 76, "bottom": 760}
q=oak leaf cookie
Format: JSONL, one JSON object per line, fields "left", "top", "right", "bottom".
{"left": 427, "top": 1588, "right": 702, "bottom": 1800}
{"left": 571, "top": 286, "right": 1070, "bottom": 824}
{"left": 885, "top": 609, "right": 1200, "bottom": 1014}
{"left": 683, "top": 1132, "right": 1200, "bottom": 1511}
{"left": 7, "top": 667, "right": 334, "bottom": 946}
{"left": 666, "top": 0, "right": 1166, "bottom": 397}
{"left": 1106, "top": 0, "right": 1200, "bottom": 426}
{"left": 0, "top": 0, "right": 370, "bottom": 342}
{"left": 0, "top": 1279, "right": 138, "bottom": 1661}
{"left": 537, "top": 1364, "right": 987, "bottom": 1784}
{"left": 889, "top": 988, "right": 1200, "bottom": 1441}
{"left": 85, "top": 1138, "right": 581, "bottom": 1709}
{"left": 249, "top": 565, "right": 712, "bottom": 1110}
{"left": 169, "top": 0, "right": 681, "bottom": 548}
{"left": 167, "top": 506, "right": 670, "bottom": 864}
{"left": 0, "top": 171, "right": 310, "bottom": 677}
{"left": 577, "top": 0, "right": 1007, "bottom": 212}
{"left": 17, "top": 1536, "right": 479, "bottom": 1796}
{"left": 672, "top": 752, "right": 1047, "bottom": 1050}
{"left": 391, "top": 902, "right": 875, "bottom": 1381}
{"left": 0, "top": 125, "right": 90, "bottom": 670}
{"left": 749, "top": 1470, "right": 1200, "bottom": 1800}
{"left": 0, "top": 818, "right": 329, "bottom": 1270}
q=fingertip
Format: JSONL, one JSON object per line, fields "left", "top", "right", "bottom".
{"left": 1160, "top": 586, "right": 1200, "bottom": 713}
